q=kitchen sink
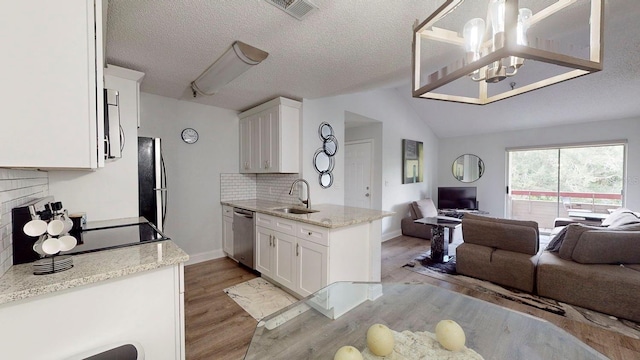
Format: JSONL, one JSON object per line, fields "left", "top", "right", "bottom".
{"left": 274, "top": 207, "right": 319, "bottom": 215}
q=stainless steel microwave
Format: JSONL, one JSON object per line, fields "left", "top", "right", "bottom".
{"left": 104, "top": 88, "right": 122, "bottom": 159}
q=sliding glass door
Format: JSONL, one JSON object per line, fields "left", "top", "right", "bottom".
{"left": 507, "top": 143, "right": 625, "bottom": 231}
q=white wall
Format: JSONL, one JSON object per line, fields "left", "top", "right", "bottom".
{"left": 48, "top": 71, "right": 141, "bottom": 221}
{"left": 302, "top": 88, "right": 439, "bottom": 239}
{"left": 138, "top": 93, "right": 238, "bottom": 262}
{"left": 438, "top": 117, "right": 640, "bottom": 216}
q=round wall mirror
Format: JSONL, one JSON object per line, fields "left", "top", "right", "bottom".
{"left": 319, "top": 172, "right": 333, "bottom": 188}
{"left": 318, "top": 122, "right": 334, "bottom": 140}
{"left": 323, "top": 135, "right": 339, "bottom": 156}
{"left": 452, "top": 154, "right": 484, "bottom": 183}
{"left": 313, "top": 149, "right": 335, "bottom": 173}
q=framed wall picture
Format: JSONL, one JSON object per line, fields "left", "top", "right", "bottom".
{"left": 402, "top": 139, "right": 424, "bottom": 184}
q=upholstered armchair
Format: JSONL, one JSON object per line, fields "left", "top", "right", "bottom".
{"left": 401, "top": 199, "right": 438, "bottom": 240}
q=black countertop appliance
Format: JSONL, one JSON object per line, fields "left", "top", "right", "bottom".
{"left": 12, "top": 197, "right": 169, "bottom": 265}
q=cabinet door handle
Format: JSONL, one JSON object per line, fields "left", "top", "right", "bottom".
{"left": 296, "top": 243, "right": 299, "bottom": 256}
{"left": 269, "top": 234, "right": 272, "bottom": 247}
{"left": 308, "top": 232, "right": 312, "bottom": 236}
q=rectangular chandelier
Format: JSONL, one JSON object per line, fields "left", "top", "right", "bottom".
{"left": 412, "top": 0, "right": 603, "bottom": 105}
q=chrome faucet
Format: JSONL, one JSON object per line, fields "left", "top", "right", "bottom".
{"left": 289, "top": 179, "right": 311, "bottom": 209}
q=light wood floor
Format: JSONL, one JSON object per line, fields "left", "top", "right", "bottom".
{"left": 184, "top": 236, "right": 640, "bottom": 359}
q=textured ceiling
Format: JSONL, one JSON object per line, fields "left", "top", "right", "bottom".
{"left": 106, "top": 0, "right": 640, "bottom": 137}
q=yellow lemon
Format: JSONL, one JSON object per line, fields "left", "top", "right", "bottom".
{"left": 366, "top": 323, "right": 395, "bottom": 356}
{"left": 334, "top": 345, "right": 363, "bottom": 360}
{"left": 435, "top": 319, "right": 466, "bottom": 351}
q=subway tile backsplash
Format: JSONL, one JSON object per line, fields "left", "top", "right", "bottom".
{"left": 220, "top": 173, "right": 301, "bottom": 205}
{"left": 0, "top": 169, "right": 49, "bottom": 276}
{"left": 256, "top": 173, "right": 300, "bottom": 204}
{"left": 220, "top": 173, "right": 256, "bottom": 202}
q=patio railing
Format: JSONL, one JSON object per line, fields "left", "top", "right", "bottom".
{"left": 509, "top": 190, "right": 622, "bottom": 228}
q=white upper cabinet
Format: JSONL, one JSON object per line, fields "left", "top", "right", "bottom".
{"left": 239, "top": 97, "right": 301, "bottom": 173}
{"left": 0, "top": 0, "right": 105, "bottom": 169}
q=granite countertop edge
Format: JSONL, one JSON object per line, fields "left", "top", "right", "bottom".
{"left": 221, "top": 200, "right": 394, "bottom": 228}
{"left": 0, "top": 240, "right": 189, "bottom": 306}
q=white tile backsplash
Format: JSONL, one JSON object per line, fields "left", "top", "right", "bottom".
{"left": 220, "top": 173, "right": 257, "bottom": 202}
{"left": 0, "top": 169, "right": 49, "bottom": 276}
{"left": 220, "top": 173, "right": 302, "bottom": 206}
{"left": 256, "top": 173, "right": 301, "bottom": 204}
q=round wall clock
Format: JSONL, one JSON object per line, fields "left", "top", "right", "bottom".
{"left": 181, "top": 128, "right": 199, "bottom": 144}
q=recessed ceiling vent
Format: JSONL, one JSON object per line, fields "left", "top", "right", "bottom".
{"left": 265, "top": 0, "right": 318, "bottom": 20}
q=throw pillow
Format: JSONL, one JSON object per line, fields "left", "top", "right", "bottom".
{"left": 546, "top": 226, "right": 569, "bottom": 252}
{"left": 557, "top": 223, "right": 605, "bottom": 260}
{"left": 414, "top": 199, "right": 437, "bottom": 219}
{"left": 602, "top": 208, "right": 640, "bottom": 227}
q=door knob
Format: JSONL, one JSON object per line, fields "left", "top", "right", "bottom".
{"left": 365, "top": 193, "right": 370, "bottom": 197}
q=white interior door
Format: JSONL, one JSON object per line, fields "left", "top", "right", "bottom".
{"left": 345, "top": 141, "right": 373, "bottom": 209}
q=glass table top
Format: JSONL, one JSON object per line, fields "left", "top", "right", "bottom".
{"left": 245, "top": 282, "right": 607, "bottom": 359}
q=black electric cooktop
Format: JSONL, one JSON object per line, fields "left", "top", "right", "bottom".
{"left": 60, "top": 221, "right": 169, "bottom": 256}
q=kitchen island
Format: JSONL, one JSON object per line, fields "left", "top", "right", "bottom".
{"left": 221, "top": 200, "right": 393, "bottom": 297}
{"left": 221, "top": 199, "right": 394, "bottom": 228}
{"left": 0, "top": 240, "right": 188, "bottom": 359}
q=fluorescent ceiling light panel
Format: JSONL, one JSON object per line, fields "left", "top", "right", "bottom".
{"left": 191, "top": 41, "right": 269, "bottom": 97}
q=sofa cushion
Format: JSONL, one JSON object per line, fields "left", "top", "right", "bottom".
{"left": 557, "top": 223, "right": 604, "bottom": 260}
{"left": 571, "top": 231, "right": 640, "bottom": 264}
{"left": 410, "top": 198, "right": 437, "bottom": 219}
{"left": 464, "top": 213, "right": 540, "bottom": 239}
{"left": 602, "top": 207, "right": 640, "bottom": 227}
{"left": 462, "top": 215, "right": 539, "bottom": 255}
{"left": 456, "top": 243, "right": 537, "bottom": 292}
{"left": 537, "top": 251, "right": 640, "bottom": 322}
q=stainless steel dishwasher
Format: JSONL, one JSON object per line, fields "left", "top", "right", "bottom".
{"left": 233, "top": 208, "right": 255, "bottom": 269}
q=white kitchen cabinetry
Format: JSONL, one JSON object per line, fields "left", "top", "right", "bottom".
{"left": 222, "top": 205, "right": 234, "bottom": 258}
{"left": 256, "top": 213, "right": 370, "bottom": 298}
{"left": 295, "top": 237, "right": 328, "bottom": 297}
{"left": 255, "top": 226, "right": 275, "bottom": 276}
{"left": 0, "top": 0, "right": 106, "bottom": 169}
{"left": 239, "top": 97, "right": 300, "bottom": 173}
{"left": 0, "top": 264, "right": 185, "bottom": 359}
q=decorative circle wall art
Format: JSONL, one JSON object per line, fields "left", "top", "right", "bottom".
{"left": 314, "top": 122, "right": 338, "bottom": 188}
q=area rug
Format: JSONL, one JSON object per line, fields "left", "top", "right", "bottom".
{"left": 409, "top": 251, "right": 457, "bottom": 274}
{"left": 224, "top": 277, "right": 298, "bottom": 321}
{"left": 403, "top": 257, "right": 640, "bottom": 339}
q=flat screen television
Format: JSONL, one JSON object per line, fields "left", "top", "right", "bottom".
{"left": 437, "top": 187, "right": 478, "bottom": 210}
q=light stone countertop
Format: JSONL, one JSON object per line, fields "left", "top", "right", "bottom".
{"left": 221, "top": 199, "right": 394, "bottom": 228}
{"left": 0, "top": 240, "right": 189, "bottom": 305}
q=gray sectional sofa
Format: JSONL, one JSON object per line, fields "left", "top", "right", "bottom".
{"left": 457, "top": 210, "right": 640, "bottom": 322}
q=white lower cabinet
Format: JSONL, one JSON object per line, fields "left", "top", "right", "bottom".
{"left": 255, "top": 226, "right": 275, "bottom": 276}
{"left": 295, "top": 238, "right": 328, "bottom": 297}
{"left": 0, "top": 265, "right": 185, "bottom": 359}
{"left": 256, "top": 225, "right": 299, "bottom": 291}
{"left": 258, "top": 213, "right": 372, "bottom": 298}
{"left": 273, "top": 231, "right": 297, "bottom": 290}
{"left": 222, "top": 206, "right": 234, "bottom": 258}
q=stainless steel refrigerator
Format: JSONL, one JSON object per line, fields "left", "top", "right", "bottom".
{"left": 138, "top": 137, "right": 167, "bottom": 231}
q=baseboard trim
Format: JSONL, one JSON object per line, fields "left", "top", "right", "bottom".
{"left": 185, "top": 249, "right": 226, "bottom": 266}
{"left": 382, "top": 229, "right": 402, "bottom": 242}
